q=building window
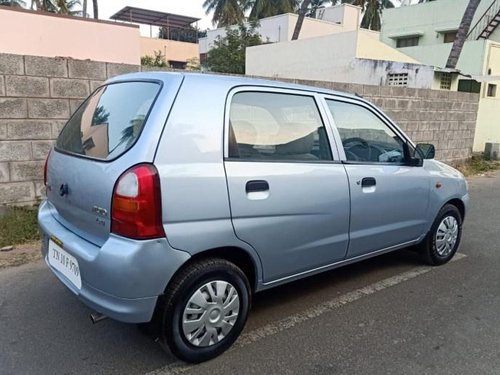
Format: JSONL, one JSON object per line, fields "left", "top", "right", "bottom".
{"left": 443, "top": 31, "right": 458, "bottom": 43}
{"left": 440, "top": 73, "right": 452, "bottom": 90}
{"left": 387, "top": 73, "right": 409, "bottom": 86}
{"left": 458, "top": 79, "right": 481, "bottom": 93}
{"left": 396, "top": 36, "right": 419, "bottom": 48}
{"left": 487, "top": 84, "right": 497, "bottom": 97}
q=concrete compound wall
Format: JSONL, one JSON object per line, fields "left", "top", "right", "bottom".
{"left": 0, "top": 53, "right": 478, "bottom": 205}
{"left": 0, "top": 7, "right": 140, "bottom": 65}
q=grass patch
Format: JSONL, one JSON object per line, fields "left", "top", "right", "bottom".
{"left": 456, "top": 155, "right": 500, "bottom": 177}
{"left": 0, "top": 206, "right": 39, "bottom": 248}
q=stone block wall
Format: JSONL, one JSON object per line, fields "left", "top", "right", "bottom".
{"left": 0, "top": 53, "right": 140, "bottom": 204}
{"left": 0, "top": 53, "right": 479, "bottom": 205}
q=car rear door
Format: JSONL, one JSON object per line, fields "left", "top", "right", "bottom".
{"left": 224, "top": 88, "right": 350, "bottom": 284}
{"left": 322, "top": 96, "right": 430, "bottom": 258}
{"left": 46, "top": 76, "right": 183, "bottom": 246}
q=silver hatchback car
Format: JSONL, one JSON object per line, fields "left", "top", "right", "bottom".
{"left": 39, "top": 72, "right": 469, "bottom": 362}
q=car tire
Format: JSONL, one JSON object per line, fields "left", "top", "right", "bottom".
{"left": 418, "top": 204, "right": 462, "bottom": 266}
{"left": 159, "top": 258, "right": 251, "bottom": 363}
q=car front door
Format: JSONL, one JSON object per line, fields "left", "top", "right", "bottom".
{"left": 224, "top": 88, "right": 350, "bottom": 284}
{"left": 323, "top": 97, "right": 430, "bottom": 259}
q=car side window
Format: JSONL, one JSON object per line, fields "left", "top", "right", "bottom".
{"left": 326, "top": 100, "right": 405, "bottom": 163}
{"left": 228, "top": 92, "right": 332, "bottom": 161}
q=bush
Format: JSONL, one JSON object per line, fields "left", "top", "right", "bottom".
{"left": 141, "top": 50, "right": 170, "bottom": 68}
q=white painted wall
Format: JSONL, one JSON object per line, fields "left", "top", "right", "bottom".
{"left": 391, "top": 40, "right": 488, "bottom": 75}
{"left": 246, "top": 31, "right": 434, "bottom": 88}
{"left": 316, "top": 4, "right": 361, "bottom": 32}
{"left": 474, "top": 41, "right": 500, "bottom": 152}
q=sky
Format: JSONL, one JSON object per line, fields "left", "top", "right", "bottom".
{"left": 96, "top": 0, "right": 420, "bottom": 37}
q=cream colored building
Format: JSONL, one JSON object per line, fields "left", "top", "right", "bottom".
{"left": 380, "top": 0, "right": 500, "bottom": 152}
{"left": 244, "top": 4, "right": 436, "bottom": 89}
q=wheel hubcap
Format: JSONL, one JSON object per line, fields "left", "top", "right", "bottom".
{"left": 182, "top": 280, "right": 240, "bottom": 347}
{"left": 435, "top": 216, "right": 459, "bottom": 257}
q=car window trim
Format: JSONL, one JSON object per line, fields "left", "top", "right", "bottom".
{"left": 223, "top": 86, "right": 342, "bottom": 162}
{"left": 319, "top": 95, "right": 416, "bottom": 165}
{"left": 224, "top": 157, "right": 343, "bottom": 165}
{"left": 53, "top": 79, "right": 164, "bottom": 163}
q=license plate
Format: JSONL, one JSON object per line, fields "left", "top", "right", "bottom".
{"left": 48, "top": 238, "right": 82, "bottom": 290}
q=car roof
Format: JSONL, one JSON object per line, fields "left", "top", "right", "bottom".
{"left": 106, "top": 71, "right": 361, "bottom": 101}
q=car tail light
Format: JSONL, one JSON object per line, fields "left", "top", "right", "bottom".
{"left": 111, "top": 164, "right": 165, "bottom": 240}
{"left": 44, "top": 150, "right": 50, "bottom": 186}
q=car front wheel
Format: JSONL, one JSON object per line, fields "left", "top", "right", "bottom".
{"left": 419, "top": 204, "right": 463, "bottom": 266}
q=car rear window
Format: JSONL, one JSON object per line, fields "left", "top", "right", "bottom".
{"left": 56, "top": 81, "right": 161, "bottom": 160}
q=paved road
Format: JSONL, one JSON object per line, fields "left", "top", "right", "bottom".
{"left": 1, "top": 172, "right": 499, "bottom": 375}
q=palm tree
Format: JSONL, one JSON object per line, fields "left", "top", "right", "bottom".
{"left": 248, "top": 0, "right": 299, "bottom": 19}
{"left": 292, "top": 0, "right": 312, "bottom": 39}
{"left": 344, "top": 0, "right": 396, "bottom": 31}
{"left": 39, "top": 0, "right": 57, "bottom": 11}
{"left": 91, "top": 0, "right": 97, "bottom": 18}
{"left": 307, "top": 0, "right": 332, "bottom": 17}
{"left": 0, "top": 0, "right": 26, "bottom": 7}
{"left": 56, "top": 0, "right": 81, "bottom": 15}
{"left": 30, "top": 0, "right": 82, "bottom": 14}
{"left": 203, "top": 0, "right": 245, "bottom": 27}
{"left": 446, "top": 0, "right": 481, "bottom": 69}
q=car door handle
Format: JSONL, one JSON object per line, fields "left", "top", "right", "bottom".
{"left": 361, "top": 177, "right": 376, "bottom": 187}
{"left": 246, "top": 180, "right": 269, "bottom": 193}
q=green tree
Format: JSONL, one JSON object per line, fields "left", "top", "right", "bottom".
{"left": 206, "top": 21, "right": 262, "bottom": 74}
{"left": 55, "top": 0, "right": 81, "bottom": 15}
{"left": 446, "top": 0, "right": 481, "bottom": 69}
{"left": 186, "top": 57, "right": 202, "bottom": 71}
{"left": 0, "top": 0, "right": 26, "bottom": 7}
{"left": 28, "top": 0, "right": 82, "bottom": 14}
{"left": 203, "top": 0, "right": 246, "bottom": 27}
{"left": 248, "top": 0, "right": 299, "bottom": 19}
{"left": 141, "top": 50, "right": 170, "bottom": 68}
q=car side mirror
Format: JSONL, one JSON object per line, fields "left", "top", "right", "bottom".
{"left": 415, "top": 143, "right": 436, "bottom": 160}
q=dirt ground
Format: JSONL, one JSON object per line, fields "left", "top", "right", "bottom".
{"left": 0, "top": 240, "right": 41, "bottom": 269}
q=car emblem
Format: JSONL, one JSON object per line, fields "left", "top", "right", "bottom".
{"left": 92, "top": 206, "right": 108, "bottom": 217}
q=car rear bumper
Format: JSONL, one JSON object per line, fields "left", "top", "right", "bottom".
{"left": 38, "top": 199, "right": 190, "bottom": 323}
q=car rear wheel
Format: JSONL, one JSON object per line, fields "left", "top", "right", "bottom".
{"left": 419, "top": 204, "right": 462, "bottom": 266}
{"left": 159, "top": 258, "right": 250, "bottom": 363}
